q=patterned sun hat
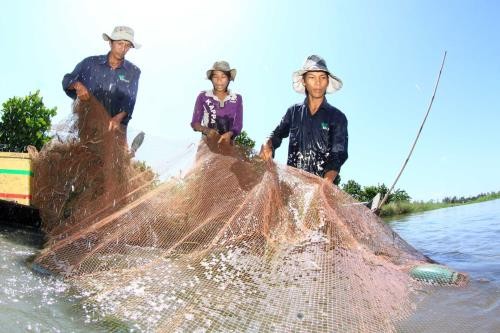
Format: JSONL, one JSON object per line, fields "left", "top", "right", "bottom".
{"left": 292, "top": 55, "right": 342, "bottom": 94}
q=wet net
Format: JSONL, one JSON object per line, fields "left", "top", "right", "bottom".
{"left": 31, "top": 97, "right": 468, "bottom": 332}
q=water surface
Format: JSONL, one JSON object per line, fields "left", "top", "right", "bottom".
{"left": 389, "top": 199, "right": 500, "bottom": 332}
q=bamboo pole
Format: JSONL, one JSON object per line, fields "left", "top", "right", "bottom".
{"left": 376, "top": 51, "right": 447, "bottom": 211}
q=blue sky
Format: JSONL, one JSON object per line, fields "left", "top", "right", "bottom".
{"left": 1, "top": 0, "right": 499, "bottom": 201}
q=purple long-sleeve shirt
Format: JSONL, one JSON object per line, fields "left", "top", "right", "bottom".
{"left": 191, "top": 90, "right": 243, "bottom": 137}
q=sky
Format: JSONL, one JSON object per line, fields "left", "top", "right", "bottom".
{"left": 1, "top": 0, "right": 499, "bottom": 201}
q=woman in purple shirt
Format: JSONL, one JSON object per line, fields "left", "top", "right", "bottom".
{"left": 191, "top": 61, "right": 243, "bottom": 145}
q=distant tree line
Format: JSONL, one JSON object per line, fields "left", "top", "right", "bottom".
{"left": 341, "top": 178, "right": 500, "bottom": 207}
{"left": 442, "top": 191, "right": 500, "bottom": 204}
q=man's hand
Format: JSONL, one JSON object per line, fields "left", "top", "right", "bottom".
{"left": 109, "top": 112, "right": 127, "bottom": 131}
{"left": 108, "top": 118, "right": 122, "bottom": 131}
{"left": 73, "top": 82, "right": 90, "bottom": 101}
{"left": 323, "top": 170, "right": 338, "bottom": 183}
{"left": 218, "top": 132, "right": 233, "bottom": 145}
{"left": 259, "top": 141, "right": 273, "bottom": 161}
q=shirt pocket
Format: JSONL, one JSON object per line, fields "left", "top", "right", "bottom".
{"left": 315, "top": 124, "right": 331, "bottom": 152}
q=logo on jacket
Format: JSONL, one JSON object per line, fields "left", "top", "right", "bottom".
{"left": 321, "top": 122, "right": 329, "bottom": 130}
{"left": 118, "top": 74, "right": 130, "bottom": 83}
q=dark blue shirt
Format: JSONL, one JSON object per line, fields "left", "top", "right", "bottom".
{"left": 269, "top": 98, "right": 348, "bottom": 177}
{"left": 62, "top": 54, "right": 141, "bottom": 126}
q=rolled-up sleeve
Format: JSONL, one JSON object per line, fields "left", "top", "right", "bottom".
{"left": 269, "top": 107, "right": 292, "bottom": 151}
{"left": 62, "top": 59, "right": 87, "bottom": 99}
{"left": 324, "top": 114, "right": 348, "bottom": 172}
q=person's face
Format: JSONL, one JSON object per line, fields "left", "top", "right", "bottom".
{"left": 109, "top": 40, "right": 132, "bottom": 60}
{"left": 303, "top": 71, "right": 329, "bottom": 98}
{"left": 211, "top": 71, "right": 230, "bottom": 92}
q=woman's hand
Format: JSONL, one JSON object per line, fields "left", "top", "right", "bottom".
{"left": 206, "top": 128, "right": 219, "bottom": 140}
{"left": 218, "top": 131, "right": 233, "bottom": 145}
{"left": 193, "top": 123, "right": 218, "bottom": 140}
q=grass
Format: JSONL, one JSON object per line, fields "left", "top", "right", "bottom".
{"left": 379, "top": 192, "right": 500, "bottom": 218}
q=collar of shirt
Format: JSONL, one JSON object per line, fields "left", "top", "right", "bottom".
{"left": 97, "top": 53, "right": 131, "bottom": 71}
{"left": 204, "top": 90, "right": 238, "bottom": 108}
{"left": 303, "top": 97, "right": 330, "bottom": 114}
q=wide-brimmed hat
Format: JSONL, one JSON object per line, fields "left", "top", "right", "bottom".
{"left": 292, "top": 55, "right": 342, "bottom": 94}
{"left": 206, "top": 61, "right": 237, "bottom": 81}
{"left": 102, "top": 26, "right": 141, "bottom": 49}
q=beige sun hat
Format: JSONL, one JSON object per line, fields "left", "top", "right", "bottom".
{"left": 102, "top": 26, "right": 141, "bottom": 49}
{"left": 206, "top": 61, "right": 237, "bottom": 81}
{"left": 292, "top": 55, "right": 342, "bottom": 94}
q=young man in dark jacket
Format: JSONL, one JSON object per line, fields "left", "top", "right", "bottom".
{"left": 260, "top": 55, "right": 348, "bottom": 183}
{"left": 62, "top": 26, "right": 141, "bottom": 133}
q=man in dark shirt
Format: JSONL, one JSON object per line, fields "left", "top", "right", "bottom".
{"left": 260, "top": 55, "right": 348, "bottom": 183}
{"left": 62, "top": 26, "right": 141, "bottom": 132}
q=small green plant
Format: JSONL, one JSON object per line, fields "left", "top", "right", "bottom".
{"left": 132, "top": 160, "right": 160, "bottom": 187}
{"left": 234, "top": 130, "right": 256, "bottom": 159}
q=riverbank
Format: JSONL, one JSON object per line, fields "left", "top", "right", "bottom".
{"left": 379, "top": 192, "right": 500, "bottom": 218}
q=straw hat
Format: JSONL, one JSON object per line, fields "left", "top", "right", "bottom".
{"left": 206, "top": 61, "right": 237, "bottom": 81}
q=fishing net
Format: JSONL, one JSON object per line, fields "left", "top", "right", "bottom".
{"left": 31, "top": 96, "right": 156, "bottom": 243}
{"left": 31, "top": 96, "right": 468, "bottom": 332}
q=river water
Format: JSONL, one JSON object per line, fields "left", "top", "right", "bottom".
{"left": 1, "top": 199, "right": 499, "bottom": 332}
{"left": 389, "top": 199, "right": 500, "bottom": 332}
{"left": 0, "top": 226, "right": 105, "bottom": 333}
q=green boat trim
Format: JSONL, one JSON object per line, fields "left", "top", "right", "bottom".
{"left": 0, "top": 169, "right": 33, "bottom": 176}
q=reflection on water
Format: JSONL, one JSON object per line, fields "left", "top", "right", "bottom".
{"left": 389, "top": 199, "right": 500, "bottom": 332}
{"left": 1, "top": 199, "right": 499, "bottom": 332}
{"left": 0, "top": 227, "right": 105, "bottom": 333}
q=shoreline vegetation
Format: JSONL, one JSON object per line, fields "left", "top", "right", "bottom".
{"left": 379, "top": 191, "right": 500, "bottom": 219}
{"left": 339, "top": 178, "right": 500, "bottom": 219}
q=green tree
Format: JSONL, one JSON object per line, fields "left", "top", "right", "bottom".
{"left": 342, "top": 179, "right": 363, "bottom": 201}
{"left": 391, "top": 189, "right": 411, "bottom": 202}
{"left": 342, "top": 180, "right": 411, "bottom": 205}
{"left": 361, "top": 184, "right": 387, "bottom": 203}
{"left": 0, "top": 90, "right": 57, "bottom": 152}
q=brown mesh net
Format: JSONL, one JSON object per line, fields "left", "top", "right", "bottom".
{"left": 30, "top": 97, "right": 467, "bottom": 332}
{"left": 31, "top": 96, "right": 156, "bottom": 244}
